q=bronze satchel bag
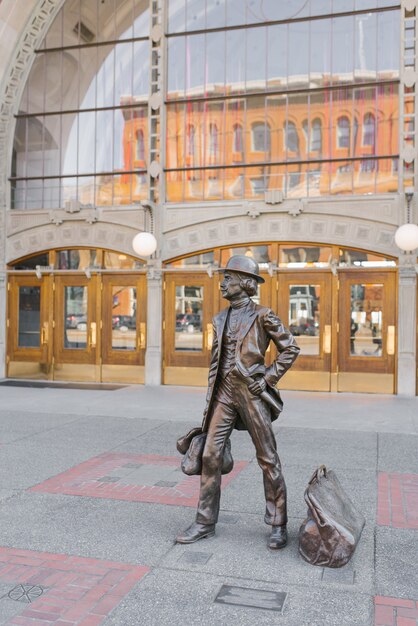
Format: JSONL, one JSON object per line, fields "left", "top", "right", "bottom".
{"left": 176, "top": 427, "right": 234, "bottom": 476}
{"left": 298, "top": 465, "right": 366, "bottom": 568}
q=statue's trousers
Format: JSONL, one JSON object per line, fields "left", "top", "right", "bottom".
{"left": 196, "top": 371, "right": 287, "bottom": 527}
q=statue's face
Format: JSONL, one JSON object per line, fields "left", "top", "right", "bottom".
{"left": 220, "top": 271, "right": 244, "bottom": 301}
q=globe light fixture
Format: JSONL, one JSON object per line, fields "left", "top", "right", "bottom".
{"left": 394, "top": 187, "right": 418, "bottom": 252}
{"left": 394, "top": 223, "right": 418, "bottom": 252}
{"left": 132, "top": 231, "right": 157, "bottom": 257}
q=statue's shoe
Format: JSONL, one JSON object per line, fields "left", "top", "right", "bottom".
{"left": 269, "top": 525, "right": 288, "bottom": 550}
{"left": 176, "top": 522, "right": 215, "bottom": 544}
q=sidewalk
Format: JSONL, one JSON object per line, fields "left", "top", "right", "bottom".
{"left": 0, "top": 382, "right": 415, "bottom": 625}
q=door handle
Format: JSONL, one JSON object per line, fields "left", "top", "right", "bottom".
{"left": 138, "top": 322, "right": 146, "bottom": 350}
{"left": 205, "top": 323, "right": 213, "bottom": 350}
{"left": 323, "top": 324, "right": 331, "bottom": 354}
{"left": 41, "top": 322, "right": 49, "bottom": 346}
{"left": 386, "top": 325, "right": 395, "bottom": 355}
{"left": 89, "top": 322, "right": 97, "bottom": 348}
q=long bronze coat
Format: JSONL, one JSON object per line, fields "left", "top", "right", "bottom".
{"left": 203, "top": 299, "right": 300, "bottom": 431}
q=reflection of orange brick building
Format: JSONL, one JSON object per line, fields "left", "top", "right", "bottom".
{"left": 116, "top": 81, "right": 398, "bottom": 204}
{"left": 167, "top": 85, "right": 398, "bottom": 202}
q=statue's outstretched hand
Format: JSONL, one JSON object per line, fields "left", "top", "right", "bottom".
{"left": 248, "top": 377, "right": 267, "bottom": 396}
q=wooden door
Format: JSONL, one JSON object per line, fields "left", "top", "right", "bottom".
{"left": 338, "top": 271, "right": 396, "bottom": 393}
{"left": 164, "top": 273, "right": 215, "bottom": 385}
{"left": 275, "top": 272, "right": 334, "bottom": 391}
{"left": 53, "top": 275, "right": 99, "bottom": 381}
{"left": 101, "top": 275, "right": 147, "bottom": 383}
{"left": 7, "top": 275, "right": 52, "bottom": 379}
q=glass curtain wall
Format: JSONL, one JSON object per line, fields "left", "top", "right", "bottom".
{"left": 11, "top": 0, "right": 150, "bottom": 210}
{"left": 165, "top": 0, "right": 401, "bottom": 202}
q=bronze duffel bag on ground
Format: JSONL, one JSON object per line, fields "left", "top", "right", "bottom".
{"left": 298, "top": 465, "right": 366, "bottom": 568}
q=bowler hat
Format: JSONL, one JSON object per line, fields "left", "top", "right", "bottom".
{"left": 216, "top": 254, "right": 265, "bottom": 284}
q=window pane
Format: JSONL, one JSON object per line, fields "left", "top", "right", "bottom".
{"left": 288, "top": 285, "right": 320, "bottom": 355}
{"left": 185, "top": 34, "right": 205, "bottom": 97}
{"left": 354, "top": 12, "right": 377, "bottom": 82}
{"left": 78, "top": 111, "right": 96, "bottom": 174}
{"left": 112, "top": 286, "right": 137, "bottom": 351}
{"left": 246, "top": 27, "right": 266, "bottom": 92}
{"left": 186, "top": 0, "right": 205, "bottom": 31}
{"left": 175, "top": 285, "right": 203, "bottom": 351}
{"left": 165, "top": 251, "right": 215, "bottom": 268}
{"left": 18, "top": 286, "right": 41, "bottom": 348}
{"left": 168, "top": 0, "right": 186, "bottom": 33}
{"left": 226, "top": 0, "right": 246, "bottom": 27}
{"left": 96, "top": 109, "right": 114, "bottom": 173}
{"left": 220, "top": 245, "right": 271, "bottom": 267}
{"left": 57, "top": 250, "right": 98, "bottom": 270}
{"left": 12, "top": 254, "right": 49, "bottom": 270}
{"left": 280, "top": 246, "right": 332, "bottom": 268}
{"left": 226, "top": 29, "right": 245, "bottom": 94}
{"left": 206, "top": 31, "right": 226, "bottom": 96}
{"left": 104, "top": 252, "right": 146, "bottom": 269}
{"left": 377, "top": 10, "right": 400, "bottom": 78}
{"left": 267, "top": 24, "right": 287, "bottom": 91}
{"left": 332, "top": 16, "right": 354, "bottom": 85}
{"left": 310, "top": 19, "right": 331, "bottom": 88}
{"left": 167, "top": 37, "right": 186, "bottom": 99}
{"left": 64, "top": 286, "right": 88, "bottom": 349}
{"left": 206, "top": 0, "right": 226, "bottom": 28}
{"left": 288, "top": 22, "right": 309, "bottom": 88}
{"left": 350, "top": 284, "right": 383, "bottom": 357}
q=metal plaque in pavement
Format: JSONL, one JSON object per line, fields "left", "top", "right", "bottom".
{"left": 214, "top": 585, "right": 287, "bottom": 613}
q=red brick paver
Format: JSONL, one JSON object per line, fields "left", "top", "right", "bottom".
{"left": 0, "top": 546, "right": 149, "bottom": 625}
{"left": 29, "top": 452, "right": 248, "bottom": 507}
{"left": 377, "top": 473, "right": 418, "bottom": 529}
{"left": 375, "top": 596, "right": 418, "bottom": 626}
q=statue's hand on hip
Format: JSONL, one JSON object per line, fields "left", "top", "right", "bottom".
{"left": 248, "top": 376, "right": 267, "bottom": 396}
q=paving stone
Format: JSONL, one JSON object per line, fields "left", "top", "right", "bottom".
{"left": 102, "top": 568, "right": 373, "bottom": 626}
{"left": 375, "top": 527, "right": 418, "bottom": 598}
{"left": 178, "top": 552, "right": 213, "bottom": 565}
{"left": 161, "top": 515, "right": 374, "bottom": 593}
{"left": 321, "top": 567, "right": 355, "bottom": 585}
{"left": 378, "top": 433, "right": 418, "bottom": 473}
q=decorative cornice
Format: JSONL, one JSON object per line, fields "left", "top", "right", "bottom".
{"left": 162, "top": 212, "right": 401, "bottom": 262}
{"left": 5, "top": 221, "right": 141, "bottom": 263}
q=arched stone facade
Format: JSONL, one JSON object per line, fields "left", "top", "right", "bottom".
{"left": 0, "top": 1, "right": 417, "bottom": 393}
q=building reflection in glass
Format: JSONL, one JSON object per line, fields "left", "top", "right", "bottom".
{"left": 11, "top": 1, "right": 400, "bottom": 209}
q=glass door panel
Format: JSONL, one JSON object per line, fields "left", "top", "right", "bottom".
{"left": 53, "top": 275, "right": 98, "bottom": 381}
{"left": 111, "top": 286, "right": 137, "bottom": 351}
{"left": 338, "top": 271, "right": 396, "bottom": 393}
{"left": 164, "top": 273, "right": 215, "bottom": 385}
{"left": 18, "top": 286, "right": 41, "bottom": 348}
{"left": 349, "top": 283, "right": 383, "bottom": 357}
{"left": 64, "top": 286, "right": 88, "bottom": 349}
{"left": 7, "top": 275, "right": 51, "bottom": 379}
{"left": 288, "top": 283, "right": 321, "bottom": 355}
{"left": 175, "top": 285, "right": 204, "bottom": 352}
{"left": 275, "top": 272, "right": 333, "bottom": 391}
{"left": 101, "top": 275, "right": 146, "bottom": 383}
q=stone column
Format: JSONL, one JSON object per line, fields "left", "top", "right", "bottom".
{"left": 145, "top": 260, "right": 163, "bottom": 385}
{"left": 0, "top": 271, "right": 6, "bottom": 379}
{"left": 0, "top": 167, "right": 6, "bottom": 379}
{"left": 397, "top": 255, "right": 417, "bottom": 395}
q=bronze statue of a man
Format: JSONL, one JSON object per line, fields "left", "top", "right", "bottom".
{"left": 176, "top": 255, "right": 300, "bottom": 549}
